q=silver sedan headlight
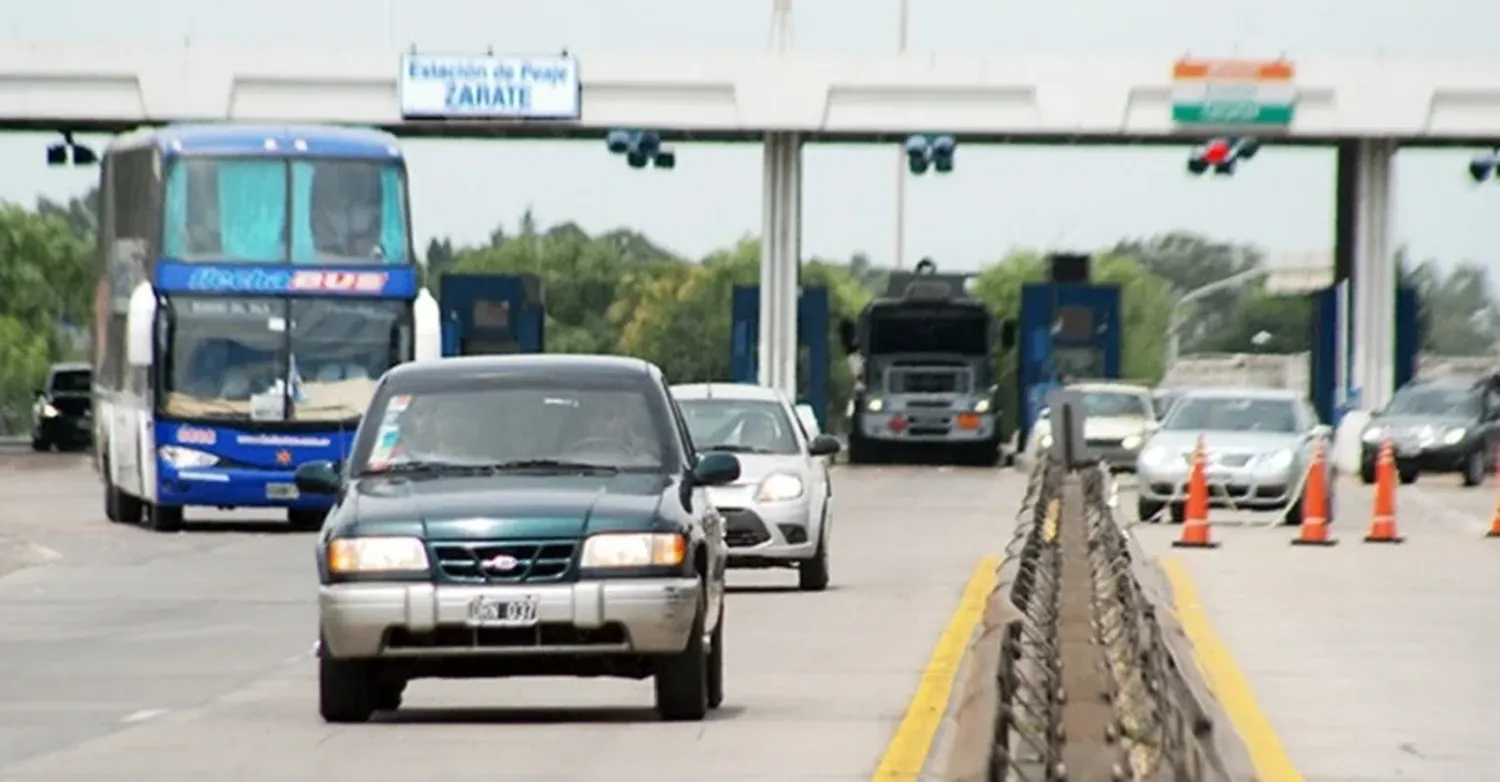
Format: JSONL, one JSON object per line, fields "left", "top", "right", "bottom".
{"left": 756, "top": 473, "right": 805, "bottom": 503}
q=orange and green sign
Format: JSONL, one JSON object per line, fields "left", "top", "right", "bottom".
{"left": 1171, "top": 58, "right": 1296, "bottom": 127}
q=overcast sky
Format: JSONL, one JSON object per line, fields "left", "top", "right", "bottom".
{"left": 3, "top": 0, "right": 1499, "bottom": 271}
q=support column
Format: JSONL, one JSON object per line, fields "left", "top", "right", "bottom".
{"left": 757, "top": 132, "right": 803, "bottom": 401}
{"left": 1348, "top": 139, "right": 1398, "bottom": 412}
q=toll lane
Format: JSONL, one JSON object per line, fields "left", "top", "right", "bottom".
{"left": 0, "top": 459, "right": 1020, "bottom": 782}
{"left": 1125, "top": 476, "right": 1500, "bottom": 782}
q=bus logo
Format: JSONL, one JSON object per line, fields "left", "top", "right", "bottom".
{"left": 176, "top": 427, "right": 217, "bottom": 446}
{"left": 289, "top": 271, "right": 389, "bottom": 293}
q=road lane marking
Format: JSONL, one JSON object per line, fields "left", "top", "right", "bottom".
{"left": 121, "top": 708, "right": 168, "bottom": 724}
{"left": 870, "top": 555, "right": 1000, "bottom": 782}
{"left": 1158, "top": 556, "right": 1304, "bottom": 782}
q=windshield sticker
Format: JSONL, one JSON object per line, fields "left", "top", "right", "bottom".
{"left": 368, "top": 426, "right": 401, "bottom": 467}
{"left": 249, "top": 390, "right": 286, "bottom": 422}
{"left": 267, "top": 316, "right": 286, "bottom": 332}
{"left": 389, "top": 395, "right": 411, "bottom": 413}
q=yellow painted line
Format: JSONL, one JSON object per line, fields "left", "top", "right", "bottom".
{"left": 870, "top": 555, "right": 1000, "bottom": 782}
{"left": 1158, "top": 556, "right": 1304, "bottom": 782}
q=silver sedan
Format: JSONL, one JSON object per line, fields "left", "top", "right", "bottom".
{"left": 671, "top": 383, "right": 843, "bottom": 591}
{"left": 1134, "top": 388, "right": 1331, "bottom": 526}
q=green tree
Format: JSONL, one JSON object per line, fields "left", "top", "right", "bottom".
{"left": 1114, "top": 232, "right": 1261, "bottom": 354}
{"left": 1201, "top": 288, "right": 1314, "bottom": 354}
{"left": 1410, "top": 260, "right": 1499, "bottom": 355}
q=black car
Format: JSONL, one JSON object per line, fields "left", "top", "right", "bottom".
{"left": 31, "top": 362, "right": 93, "bottom": 452}
{"left": 296, "top": 355, "right": 741, "bottom": 724}
{"left": 1358, "top": 378, "right": 1497, "bottom": 486}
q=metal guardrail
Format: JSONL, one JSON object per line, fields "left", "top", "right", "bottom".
{"left": 988, "top": 454, "right": 1233, "bottom": 781}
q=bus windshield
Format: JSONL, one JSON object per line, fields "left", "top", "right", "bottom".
{"left": 163, "top": 297, "right": 406, "bottom": 423}
{"left": 162, "top": 157, "right": 409, "bottom": 264}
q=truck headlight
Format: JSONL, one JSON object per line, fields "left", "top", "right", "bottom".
{"left": 866, "top": 398, "right": 884, "bottom": 412}
{"left": 327, "top": 537, "right": 429, "bottom": 574}
{"left": 159, "top": 445, "right": 220, "bottom": 468}
{"left": 1443, "top": 428, "right": 1465, "bottom": 445}
{"left": 580, "top": 532, "right": 686, "bottom": 568}
{"left": 756, "top": 473, "right": 805, "bottom": 502}
{"left": 973, "top": 399, "right": 991, "bottom": 414}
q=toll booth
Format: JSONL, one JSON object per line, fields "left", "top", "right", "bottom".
{"left": 729, "top": 286, "right": 831, "bottom": 429}
{"left": 1014, "top": 277, "right": 1123, "bottom": 448}
{"left": 439, "top": 273, "right": 545, "bottom": 357}
{"left": 1309, "top": 283, "right": 1418, "bottom": 424}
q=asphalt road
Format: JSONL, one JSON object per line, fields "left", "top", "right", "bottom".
{"left": 0, "top": 456, "right": 1023, "bottom": 782}
{"left": 1122, "top": 471, "right": 1500, "bottom": 781}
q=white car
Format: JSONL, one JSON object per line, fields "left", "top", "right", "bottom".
{"left": 671, "top": 383, "right": 842, "bottom": 591}
{"left": 1027, "top": 381, "right": 1158, "bottom": 471}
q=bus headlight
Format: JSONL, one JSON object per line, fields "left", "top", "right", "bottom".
{"left": 159, "top": 445, "right": 220, "bottom": 468}
{"left": 327, "top": 537, "right": 429, "bottom": 574}
{"left": 580, "top": 533, "right": 686, "bottom": 568}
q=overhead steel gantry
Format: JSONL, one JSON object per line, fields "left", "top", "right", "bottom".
{"left": 5, "top": 43, "right": 1500, "bottom": 410}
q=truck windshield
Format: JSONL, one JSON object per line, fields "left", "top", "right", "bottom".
{"left": 162, "top": 297, "right": 406, "bottom": 423}
{"left": 162, "top": 157, "right": 409, "bottom": 264}
{"left": 868, "top": 307, "right": 989, "bottom": 355}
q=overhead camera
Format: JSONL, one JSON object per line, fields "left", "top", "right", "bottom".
{"left": 605, "top": 129, "right": 675, "bottom": 171}
{"left": 1469, "top": 151, "right": 1497, "bottom": 183}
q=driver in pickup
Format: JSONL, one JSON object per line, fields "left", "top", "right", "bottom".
{"left": 570, "top": 394, "right": 662, "bottom": 464}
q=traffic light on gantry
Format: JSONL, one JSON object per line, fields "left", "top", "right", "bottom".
{"left": 1187, "top": 137, "right": 1259, "bottom": 176}
{"left": 905, "top": 135, "right": 957, "bottom": 175}
{"left": 605, "top": 129, "right": 675, "bottom": 170}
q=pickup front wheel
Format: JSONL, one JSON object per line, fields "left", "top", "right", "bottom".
{"left": 319, "top": 636, "right": 377, "bottom": 724}
{"left": 654, "top": 591, "right": 713, "bottom": 721}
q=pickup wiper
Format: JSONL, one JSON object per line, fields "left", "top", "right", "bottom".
{"left": 701, "top": 444, "right": 775, "bottom": 454}
{"left": 357, "top": 460, "right": 482, "bottom": 478}
{"left": 490, "top": 459, "right": 621, "bottom": 474}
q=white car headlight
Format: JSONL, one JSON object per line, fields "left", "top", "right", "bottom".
{"left": 1121, "top": 434, "right": 1142, "bottom": 451}
{"left": 973, "top": 399, "right": 991, "bottom": 414}
{"left": 1362, "top": 426, "right": 1383, "bottom": 443}
{"left": 1037, "top": 432, "right": 1054, "bottom": 450}
{"left": 580, "top": 533, "right": 686, "bottom": 568}
{"left": 159, "top": 445, "right": 219, "bottom": 468}
{"left": 866, "top": 398, "right": 884, "bottom": 412}
{"left": 1257, "top": 449, "right": 1294, "bottom": 471}
{"left": 327, "top": 537, "right": 429, "bottom": 574}
{"left": 1443, "top": 428, "right": 1466, "bottom": 445}
{"left": 756, "top": 473, "right": 805, "bottom": 503}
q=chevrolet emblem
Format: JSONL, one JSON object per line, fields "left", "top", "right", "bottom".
{"left": 276, "top": 449, "right": 292, "bottom": 466}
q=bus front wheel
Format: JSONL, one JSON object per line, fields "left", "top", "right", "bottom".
{"left": 144, "top": 503, "right": 184, "bottom": 533}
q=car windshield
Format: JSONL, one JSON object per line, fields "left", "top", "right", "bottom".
{"left": 1163, "top": 397, "right": 1300, "bottom": 434}
{"left": 1383, "top": 387, "right": 1478, "bottom": 417}
{"left": 49, "top": 370, "right": 91, "bottom": 394}
{"left": 356, "top": 386, "right": 667, "bottom": 473}
{"left": 1077, "top": 391, "right": 1149, "bottom": 418}
{"left": 677, "top": 397, "right": 800, "bottom": 455}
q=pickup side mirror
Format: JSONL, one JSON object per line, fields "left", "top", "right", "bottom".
{"left": 692, "top": 452, "right": 741, "bottom": 487}
{"left": 294, "top": 460, "right": 343, "bottom": 495}
{"left": 837, "top": 319, "right": 858, "bottom": 354}
{"left": 808, "top": 434, "right": 842, "bottom": 457}
{"left": 999, "top": 319, "right": 1017, "bottom": 350}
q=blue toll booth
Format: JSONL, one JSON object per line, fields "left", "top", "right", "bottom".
{"left": 729, "top": 286, "right": 831, "bottom": 429}
{"left": 438, "top": 273, "right": 546, "bottom": 357}
{"left": 1014, "top": 282, "right": 1122, "bottom": 446}
{"left": 1309, "top": 283, "right": 1418, "bottom": 424}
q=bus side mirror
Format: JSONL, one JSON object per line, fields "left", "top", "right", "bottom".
{"left": 125, "top": 283, "right": 157, "bottom": 367}
{"left": 837, "top": 319, "right": 858, "bottom": 354}
{"left": 999, "top": 319, "right": 1017, "bottom": 349}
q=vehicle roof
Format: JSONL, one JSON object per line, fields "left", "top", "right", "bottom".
{"left": 1175, "top": 387, "right": 1303, "bottom": 401}
{"left": 385, "top": 354, "right": 655, "bottom": 384}
{"left": 1399, "top": 378, "right": 1474, "bottom": 391}
{"left": 49, "top": 362, "right": 91, "bottom": 373}
{"left": 670, "top": 382, "right": 788, "bottom": 402}
{"left": 1068, "top": 381, "right": 1150, "bottom": 395}
{"left": 108, "top": 124, "right": 404, "bottom": 160}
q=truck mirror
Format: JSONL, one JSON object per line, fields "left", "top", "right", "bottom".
{"left": 999, "top": 319, "right": 1017, "bottom": 349}
{"left": 837, "top": 319, "right": 858, "bottom": 353}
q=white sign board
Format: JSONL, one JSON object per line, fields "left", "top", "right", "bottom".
{"left": 399, "top": 54, "right": 580, "bottom": 120}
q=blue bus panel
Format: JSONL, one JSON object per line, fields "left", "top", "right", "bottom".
{"left": 439, "top": 273, "right": 545, "bottom": 356}
{"left": 729, "top": 286, "right": 831, "bottom": 430}
{"left": 156, "top": 420, "right": 356, "bottom": 511}
{"left": 1015, "top": 283, "right": 1122, "bottom": 445}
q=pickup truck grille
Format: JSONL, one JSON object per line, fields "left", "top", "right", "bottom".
{"left": 429, "top": 540, "right": 577, "bottom": 584}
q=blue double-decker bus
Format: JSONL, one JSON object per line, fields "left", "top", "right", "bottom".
{"left": 91, "top": 124, "right": 440, "bottom": 531}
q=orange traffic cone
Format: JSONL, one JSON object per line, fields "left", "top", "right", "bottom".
{"left": 1364, "top": 439, "right": 1404, "bottom": 544}
{"left": 1173, "top": 435, "right": 1219, "bottom": 549}
{"left": 1486, "top": 457, "right": 1500, "bottom": 539}
{"left": 1292, "top": 440, "right": 1337, "bottom": 546}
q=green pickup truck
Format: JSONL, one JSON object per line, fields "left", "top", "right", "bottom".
{"left": 299, "top": 355, "right": 741, "bottom": 723}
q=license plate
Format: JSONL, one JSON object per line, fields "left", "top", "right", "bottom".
{"left": 266, "top": 482, "right": 299, "bottom": 500}
{"left": 466, "top": 595, "right": 540, "bottom": 628}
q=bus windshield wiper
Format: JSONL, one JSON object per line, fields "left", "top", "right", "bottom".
{"left": 490, "top": 459, "right": 621, "bottom": 474}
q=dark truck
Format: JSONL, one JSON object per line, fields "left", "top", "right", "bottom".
{"left": 840, "top": 260, "right": 1003, "bottom": 466}
{"left": 31, "top": 362, "right": 93, "bottom": 452}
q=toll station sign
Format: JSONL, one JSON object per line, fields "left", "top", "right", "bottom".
{"left": 1171, "top": 58, "right": 1295, "bottom": 127}
{"left": 399, "top": 54, "right": 581, "bottom": 120}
